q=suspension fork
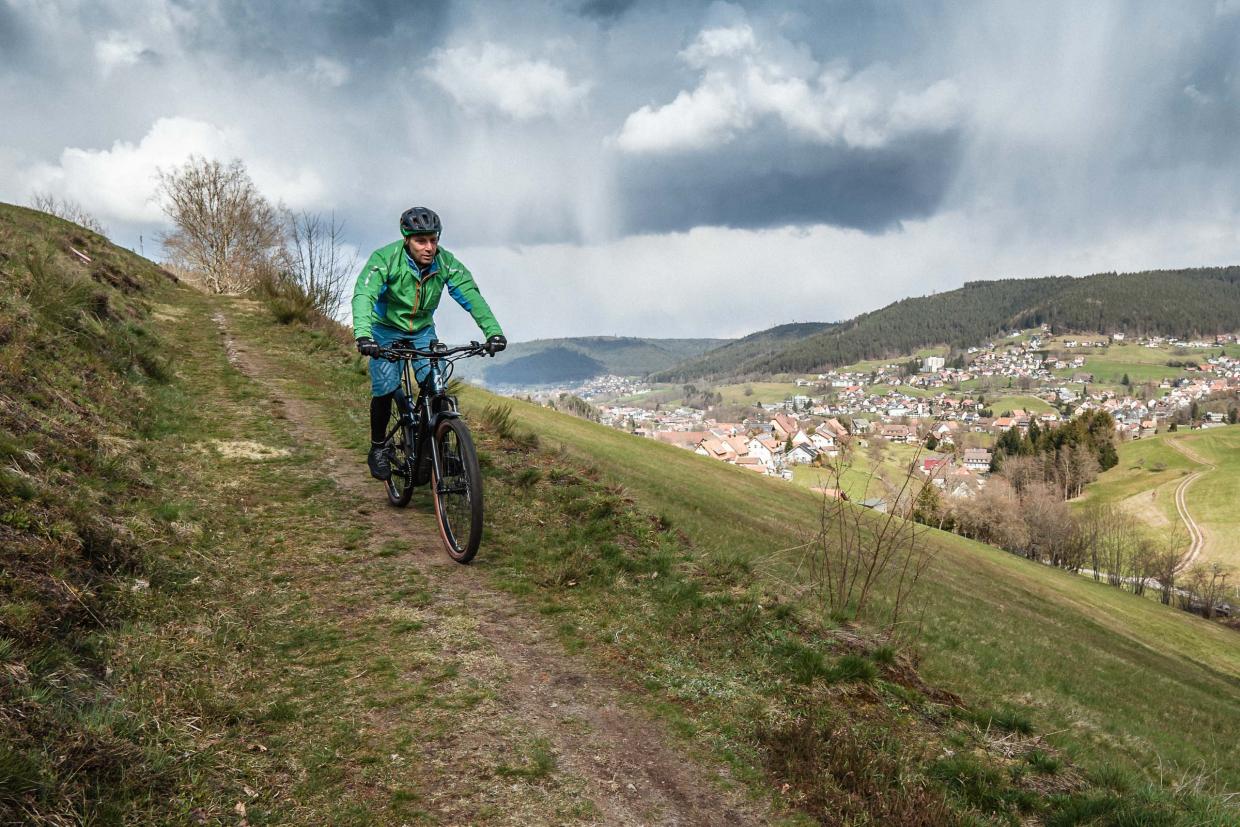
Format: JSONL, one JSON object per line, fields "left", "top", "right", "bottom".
{"left": 396, "top": 359, "right": 416, "bottom": 421}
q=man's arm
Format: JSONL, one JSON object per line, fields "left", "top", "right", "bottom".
{"left": 351, "top": 250, "right": 387, "bottom": 340}
{"left": 442, "top": 253, "right": 503, "bottom": 339}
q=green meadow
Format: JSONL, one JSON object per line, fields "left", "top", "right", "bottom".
{"left": 486, "top": 396, "right": 1240, "bottom": 792}
{"left": 1056, "top": 342, "right": 1209, "bottom": 387}
{"left": 1082, "top": 428, "right": 1240, "bottom": 569}
{"left": 986, "top": 394, "right": 1057, "bottom": 414}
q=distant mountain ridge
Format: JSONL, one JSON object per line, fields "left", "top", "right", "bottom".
{"left": 647, "top": 321, "right": 837, "bottom": 383}
{"left": 453, "top": 335, "right": 727, "bottom": 386}
{"left": 655, "top": 266, "right": 1240, "bottom": 381}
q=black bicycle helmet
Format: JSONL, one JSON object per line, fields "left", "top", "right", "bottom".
{"left": 400, "top": 206, "right": 441, "bottom": 237}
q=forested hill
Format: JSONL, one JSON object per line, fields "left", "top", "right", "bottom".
{"left": 656, "top": 266, "right": 1240, "bottom": 381}
{"left": 647, "top": 321, "right": 836, "bottom": 382}
{"left": 451, "top": 335, "right": 726, "bottom": 386}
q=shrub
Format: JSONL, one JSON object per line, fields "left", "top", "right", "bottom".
{"left": 254, "top": 269, "right": 318, "bottom": 326}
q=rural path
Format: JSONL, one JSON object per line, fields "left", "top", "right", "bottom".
{"left": 1167, "top": 438, "right": 1215, "bottom": 573}
{"left": 212, "top": 305, "right": 765, "bottom": 827}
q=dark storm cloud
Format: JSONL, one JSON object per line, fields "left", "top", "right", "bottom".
{"left": 5, "top": 0, "right": 1240, "bottom": 339}
{"left": 167, "top": 0, "right": 452, "bottom": 68}
{"left": 0, "top": 3, "right": 27, "bottom": 60}
{"left": 577, "top": 0, "right": 640, "bottom": 20}
{"left": 617, "top": 129, "right": 962, "bottom": 234}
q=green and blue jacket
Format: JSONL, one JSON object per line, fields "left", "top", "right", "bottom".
{"left": 351, "top": 240, "right": 503, "bottom": 340}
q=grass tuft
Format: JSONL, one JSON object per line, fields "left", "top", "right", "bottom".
{"left": 828, "top": 653, "right": 878, "bottom": 684}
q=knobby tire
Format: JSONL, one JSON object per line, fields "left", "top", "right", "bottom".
{"left": 431, "top": 418, "right": 484, "bottom": 563}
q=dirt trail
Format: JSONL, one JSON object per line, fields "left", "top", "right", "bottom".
{"left": 1166, "top": 438, "right": 1214, "bottom": 573}
{"left": 213, "top": 308, "right": 765, "bottom": 826}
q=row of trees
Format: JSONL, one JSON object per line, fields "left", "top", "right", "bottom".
{"left": 910, "top": 428, "right": 1236, "bottom": 619}
{"left": 663, "top": 265, "right": 1240, "bottom": 382}
{"left": 156, "top": 156, "right": 354, "bottom": 317}
{"left": 29, "top": 192, "right": 108, "bottom": 235}
{"left": 991, "top": 409, "right": 1118, "bottom": 484}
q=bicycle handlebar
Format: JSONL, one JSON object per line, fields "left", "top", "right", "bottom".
{"left": 377, "top": 341, "right": 489, "bottom": 360}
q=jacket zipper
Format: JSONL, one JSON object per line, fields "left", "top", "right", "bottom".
{"left": 407, "top": 251, "right": 438, "bottom": 332}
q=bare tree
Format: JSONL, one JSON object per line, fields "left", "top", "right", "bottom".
{"left": 29, "top": 192, "right": 108, "bottom": 236}
{"left": 1146, "top": 524, "right": 1189, "bottom": 605}
{"left": 156, "top": 156, "right": 285, "bottom": 294}
{"left": 1183, "top": 563, "right": 1233, "bottom": 619}
{"left": 761, "top": 449, "right": 938, "bottom": 641}
{"left": 1022, "top": 482, "right": 1074, "bottom": 563}
{"left": 1099, "top": 509, "right": 1137, "bottom": 587}
{"left": 1127, "top": 538, "right": 1157, "bottom": 596}
{"left": 999, "top": 454, "right": 1042, "bottom": 497}
{"left": 1063, "top": 443, "right": 1100, "bottom": 499}
{"left": 953, "top": 476, "right": 1029, "bottom": 551}
{"left": 284, "top": 210, "right": 358, "bottom": 319}
{"left": 1077, "top": 501, "right": 1107, "bottom": 580}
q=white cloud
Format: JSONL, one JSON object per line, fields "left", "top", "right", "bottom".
{"left": 450, "top": 211, "right": 1240, "bottom": 343}
{"left": 20, "top": 116, "right": 324, "bottom": 224}
{"left": 614, "top": 78, "right": 746, "bottom": 153}
{"left": 424, "top": 43, "right": 589, "bottom": 120}
{"left": 616, "top": 18, "right": 963, "bottom": 154}
{"left": 680, "top": 22, "right": 757, "bottom": 66}
{"left": 94, "top": 31, "right": 147, "bottom": 75}
{"left": 23, "top": 117, "right": 238, "bottom": 223}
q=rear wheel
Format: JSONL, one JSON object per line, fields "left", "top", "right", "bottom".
{"left": 385, "top": 422, "right": 416, "bottom": 507}
{"left": 431, "top": 418, "right": 483, "bottom": 563}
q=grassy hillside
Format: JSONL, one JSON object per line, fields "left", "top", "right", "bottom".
{"left": 479, "top": 400, "right": 1240, "bottom": 789}
{"left": 4, "top": 203, "right": 1238, "bottom": 824}
{"left": 246, "top": 305, "right": 1240, "bottom": 824}
{"left": 662, "top": 267, "right": 1240, "bottom": 380}
{"left": 448, "top": 335, "right": 726, "bottom": 386}
{"left": 1081, "top": 428, "right": 1240, "bottom": 569}
{"left": 0, "top": 206, "right": 196, "bottom": 819}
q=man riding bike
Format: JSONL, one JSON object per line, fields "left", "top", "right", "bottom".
{"left": 352, "top": 206, "right": 506, "bottom": 481}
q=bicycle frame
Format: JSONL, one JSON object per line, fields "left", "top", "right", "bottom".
{"left": 383, "top": 345, "right": 470, "bottom": 489}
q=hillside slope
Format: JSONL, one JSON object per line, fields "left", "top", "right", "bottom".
{"left": 483, "top": 401, "right": 1240, "bottom": 793}
{"left": 4, "top": 203, "right": 1236, "bottom": 824}
{"left": 660, "top": 266, "right": 1240, "bottom": 380}
{"left": 243, "top": 301, "right": 1239, "bottom": 825}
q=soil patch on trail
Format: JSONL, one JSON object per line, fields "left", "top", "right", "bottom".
{"left": 212, "top": 304, "right": 766, "bottom": 826}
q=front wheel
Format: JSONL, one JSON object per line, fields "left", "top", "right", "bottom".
{"left": 431, "top": 418, "right": 484, "bottom": 563}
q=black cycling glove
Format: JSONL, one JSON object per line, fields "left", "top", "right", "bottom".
{"left": 485, "top": 334, "right": 507, "bottom": 356}
{"left": 356, "top": 337, "right": 382, "bottom": 358}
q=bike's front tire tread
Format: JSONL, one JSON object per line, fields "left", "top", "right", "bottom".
{"left": 431, "top": 418, "right": 484, "bottom": 564}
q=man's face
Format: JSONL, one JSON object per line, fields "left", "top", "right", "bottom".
{"left": 405, "top": 233, "right": 438, "bottom": 267}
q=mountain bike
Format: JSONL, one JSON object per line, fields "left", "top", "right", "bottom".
{"left": 376, "top": 340, "right": 489, "bottom": 564}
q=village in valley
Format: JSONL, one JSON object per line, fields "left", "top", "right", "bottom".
{"left": 500, "top": 327, "right": 1240, "bottom": 508}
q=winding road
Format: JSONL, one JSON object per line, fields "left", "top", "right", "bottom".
{"left": 1167, "top": 438, "right": 1215, "bottom": 573}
